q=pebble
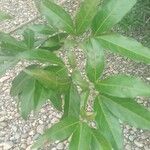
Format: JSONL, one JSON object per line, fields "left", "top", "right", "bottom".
{"left": 38, "top": 120, "right": 43, "bottom": 124}
{"left": 57, "top": 143, "right": 64, "bottom": 149}
{"left": 0, "top": 122, "right": 7, "bottom": 129}
{"left": 26, "top": 145, "right": 32, "bottom": 150}
{"left": 29, "top": 130, "right": 35, "bottom": 136}
{"left": 146, "top": 77, "right": 150, "bottom": 81}
{"left": 129, "top": 135, "right": 135, "bottom": 141}
{"left": 134, "top": 140, "right": 144, "bottom": 147}
{"left": 125, "top": 144, "right": 132, "bottom": 150}
{"left": 144, "top": 146, "right": 150, "bottom": 150}
{"left": 0, "top": 142, "right": 13, "bottom": 150}
{"left": 27, "top": 137, "right": 32, "bottom": 145}
{"left": 0, "top": 76, "right": 9, "bottom": 82}
{"left": 12, "top": 125, "right": 18, "bottom": 132}
{"left": 33, "top": 133, "right": 40, "bottom": 140}
{"left": 0, "top": 117, "right": 5, "bottom": 122}
{"left": 36, "top": 125, "right": 44, "bottom": 134}
{"left": 21, "top": 143, "right": 27, "bottom": 149}
{"left": 14, "top": 133, "right": 20, "bottom": 139}
{"left": 51, "top": 118, "right": 57, "bottom": 124}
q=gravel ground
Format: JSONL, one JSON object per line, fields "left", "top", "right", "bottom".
{"left": 0, "top": 0, "right": 150, "bottom": 150}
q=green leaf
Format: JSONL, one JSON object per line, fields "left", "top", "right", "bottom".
{"left": 18, "top": 49, "right": 64, "bottom": 66}
{"left": 0, "top": 11, "right": 12, "bottom": 21}
{"left": 40, "top": 33, "right": 68, "bottom": 51}
{"left": 0, "top": 32, "right": 27, "bottom": 55}
{"left": 11, "top": 67, "right": 62, "bottom": 114}
{"left": 40, "top": 0, "right": 74, "bottom": 34}
{"left": 23, "top": 29, "right": 35, "bottom": 49}
{"left": 102, "top": 95, "right": 150, "bottom": 130}
{"left": 25, "top": 66, "right": 70, "bottom": 93}
{"left": 32, "top": 82, "right": 62, "bottom": 112}
{"left": 0, "top": 56, "right": 14, "bottom": 63}
{"left": 69, "top": 122, "right": 91, "bottom": 150}
{"left": 94, "top": 96, "right": 123, "bottom": 149}
{"left": 72, "top": 69, "right": 89, "bottom": 91}
{"left": 32, "top": 117, "right": 79, "bottom": 149}
{"left": 80, "top": 90, "right": 90, "bottom": 109}
{"left": 19, "top": 78, "right": 36, "bottom": 119}
{"left": 63, "top": 84, "right": 81, "bottom": 119}
{"left": 27, "top": 24, "right": 56, "bottom": 35}
{"left": 84, "top": 38, "right": 105, "bottom": 83}
{"left": 0, "top": 58, "right": 18, "bottom": 77}
{"left": 91, "top": 129, "right": 112, "bottom": 150}
{"left": 97, "top": 34, "right": 150, "bottom": 64}
{"left": 10, "top": 68, "right": 33, "bottom": 97}
{"left": 96, "top": 75, "right": 150, "bottom": 98}
{"left": 47, "top": 90, "right": 62, "bottom": 111}
{"left": 75, "top": 0, "right": 100, "bottom": 34}
{"left": 92, "top": 0, "right": 137, "bottom": 34}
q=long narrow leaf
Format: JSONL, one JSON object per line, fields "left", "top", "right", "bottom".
{"left": 94, "top": 96, "right": 123, "bottom": 149}
{"left": 96, "top": 75, "right": 150, "bottom": 98}
{"left": 91, "top": 129, "right": 112, "bottom": 150}
{"left": 69, "top": 122, "right": 91, "bottom": 150}
{"left": 92, "top": 0, "right": 137, "bottom": 34}
{"left": 75, "top": 0, "right": 99, "bottom": 34}
{"left": 63, "top": 84, "right": 81, "bottom": 119}
{"left": 23, "top": 29, "right": 35, "bottom": 49}
{"left": 84, "top": 38, "right": 105, "bottom": 83}
{"left": 97, "top": 33, "right": 150, "bottom": 64}
{"left": 40, "top": 0, "right": 74, "bottom": 33}
{"left": 32, "top": 117, "right": 79, "bottom": 149}
{"left": 102, "top": 95, "right": 150, "bottom": 130}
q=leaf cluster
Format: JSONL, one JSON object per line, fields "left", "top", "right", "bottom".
{"left": 0, "top": 0, "right": 150, "bottom": 149}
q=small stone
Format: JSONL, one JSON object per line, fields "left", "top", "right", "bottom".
{"left": 27, "top": 137, "right": 32, "bottom": 145}
{"left": 0, "top": 117, "right": 5, "bottom": 122}
{"left": 0, "top": 122, "right": 7, "bottom": 127}
{"left": 125, "top": 144, "right": 132, "bottom": 150}
{"left": 38, "top": 120, "right": 43, "bottom": 124}
{"left": 22, "top": 133, "right": 28, "bottom": 139}
{"left": 0, "top": 131, "right": 5, "bottom": 137}
{"left": 132, "top": 127, "right": 137, "bottom": 132}
{"left": 29, "top": 130, "right": 35, "bottom": 136}
{"left": 14, "top": 133, "right": 20, "bottom": 139}
{"left": 26, "top": 145, "right": 32, "bottom": 150}
{"left": 146, "top": 77, "right": 150, "bottom": 81}
{"left": 21, "top": 143, "right": 27, "bottom": 149}
{"left": 43, "top": 115, "right": 47, "bottom": 119}
{"left": 144, "top": 146, "right": 150, "bottom": 150}
{"left": 33, "top": 133, "right": 40, "bottom": 140}
{"left": 143, "top": 132, "right": 150, "bottom": 139}
{"left": 125, "top": 125, "right": 131, "bottom": 130}
{"left": 12, "top": 125, "right": 18, "bottom": 132}
{"left": 129, "top": 135, "right": 135, "bottom": 141}
{"left": 0, "top": 142, "right": 13, "bottom": 150}
{"left": 51, "top": 118, "right": 57, "bottom": 124}
{"left": 37, "top": 125, "right": 44, "bottom": 134}
{"left": 134, "top": 140, "right": 143, "bottom": 147}
{"left": 13, "top": 147, "right": 20, "bottom": 150}
{"left": 0, "top": 111, "right": 6, "bottom": 115}
{"left": 51, "top": 148, "right": 57, "bottom": 150}
{"left": 0, "top": 76, "right": 9, "bottom": 82}
{"left": 57, "top": 143, "right": 64, "bottom": 150}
